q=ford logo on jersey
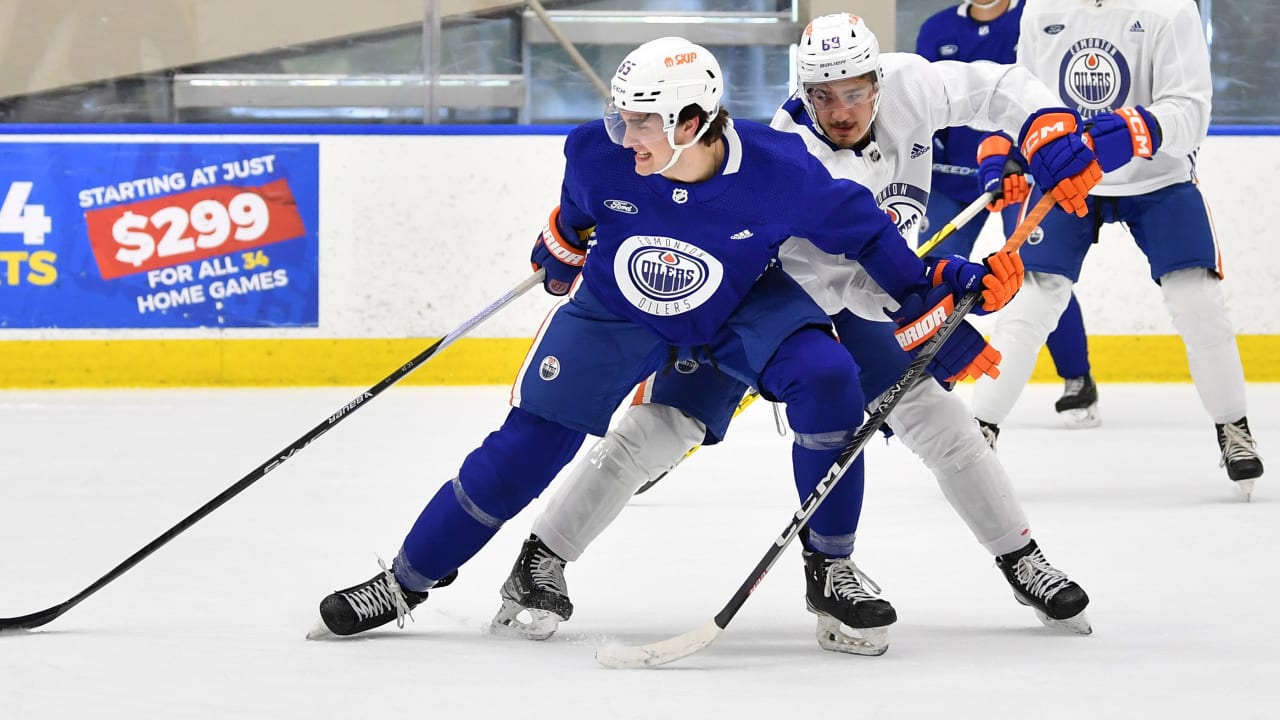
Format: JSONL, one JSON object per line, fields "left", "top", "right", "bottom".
{"left": 613, "top": 235, "right": 725, "bottom": 316}
{"left": 604, "top": 199, "right": 638, "bottom": 214}
{"left": 1044, "top": 24, "right": 1065, "bottom": 35}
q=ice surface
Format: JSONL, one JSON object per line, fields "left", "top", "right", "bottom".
{"left": 2, "top": 383, "right": 1277, "bottom": 718}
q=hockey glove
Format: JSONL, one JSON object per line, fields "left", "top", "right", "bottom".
{"left": 925, "top": 254, "right": 1020, "bottom": 315}
{"left": 531, "top": 205, "right": 591, "bottom": 296}
{"left": 888, "top": 285, "right": 1001, "bottom": 383}
{"left": 1018, "top": 108, "right": 1103, "bottom": 218}
{"left": 1087, "top": 106, "right": 1161, "bottom": 172}
{"left": 976, "top": 132, "right": 1030, "bottom": 212}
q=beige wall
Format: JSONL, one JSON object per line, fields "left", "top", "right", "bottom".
{"left": 0, "top": 0, "right": 527, "bottom": 98}
{"left": 803, "top": 0, "right": 897, "bottom": 51}
{"left": 0, "top": 0, "right": 898, "bottom": 99}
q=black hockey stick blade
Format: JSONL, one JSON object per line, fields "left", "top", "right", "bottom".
{"left": 0, "top": 271, "right": 544, "bottom": 632}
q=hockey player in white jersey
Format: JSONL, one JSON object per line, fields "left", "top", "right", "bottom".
{"left": 969, "top": 0, "right": 1264, "bottom": 499}
{"left": 491, "top": 13, "right": 1097, "bottom": 652}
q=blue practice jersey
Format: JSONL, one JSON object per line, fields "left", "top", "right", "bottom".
{"left": 556, "top": 118, "right": 927, "bottom": 347}
{"left": 916, "top": 1, "right": 1024, "bottom": 199}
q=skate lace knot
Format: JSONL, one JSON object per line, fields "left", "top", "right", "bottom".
{"left": 345, "top": 558, "right": 415, "bottom": 628}
{"left": 1219, "top": 421, "right": 1259, "bottom": 466}
{"left": 1011, "top": 549, "right": 1070, "bottom": 601}
{"left": 825, "top": 558, "right": 881, "bottom": 603}
{"left": 529, "top": 548, "right": 569, "bottom": 597}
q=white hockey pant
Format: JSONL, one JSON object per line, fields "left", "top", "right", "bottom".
{"left": 533, "top": 403, "right": 705, "bottom": 561}
{"left": 971, "top": 271, "right": 1074, "bottom": 425}
{"left": 882, "top": 379, "right": 1030, "bottom": 557}
{"left": 1159, "top": 268, "right": 1248, "bottom": 423}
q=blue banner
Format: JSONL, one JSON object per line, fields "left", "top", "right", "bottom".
{"left": 0, "top": 142, "right": 319, "bottom": 328}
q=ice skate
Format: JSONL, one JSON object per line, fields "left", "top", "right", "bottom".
{"left": 977, "top": 418, "right": 1000, "bottom": 451}
{"left": 1055, "top": 374, "right": 1101, "bottom": 429}
{"left": 803, "top": 549, "right": 896, "bottom": 656}
{"left": 995, "top": 540, "right": 1091, "bottom": 635}
{"left": 1217, "top": 417, "right": 1263, "bottom": 501}
{"left": 307, "top": 559, "right": 455, "bottom": 640}
{"left": 490, "top": 535, "right": 574, "bottom": 641}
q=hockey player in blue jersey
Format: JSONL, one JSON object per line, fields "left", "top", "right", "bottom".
{"left": 917, "top": 0, "right": 1100, "bottom": 431}
{"left": 487, "top": 14, "right": 1102, "bottom": 654}
{"left": 309, "top": 36, "right": 1015, "bottom": 642}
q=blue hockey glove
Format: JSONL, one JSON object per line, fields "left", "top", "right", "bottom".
{"left": 887, "top": 285, "right": 1001, "bottom": 382}
{"left": 531, "top": 206, "right": 591, "bottom": 296}
{"left": 1019, "top": 108, "right": 1103, "bottom": 217}
{"left": 1086, "top": 106, "right": 1161, "bottom": 172}
{"left": 976, "top": 132, "right": 1029, "bottom": 211}
{"left": 925, "top": 253, "right": 1021, "bottom": 315}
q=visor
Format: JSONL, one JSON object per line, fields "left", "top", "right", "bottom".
{"left": 604, "top": 102, "right": 669, "bottom": 145}
{"left": 803, "top": 80, "right": 880, "bottom": 111}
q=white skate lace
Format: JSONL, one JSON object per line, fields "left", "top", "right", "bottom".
{"left": 1062, "top": 377, "right": 1087, "bottom": 398}
{"left": 344, "top": 558, "right": 414, "bottom": 628}
{"left": 1220, "top": 421, "right": 1260, "bottom": 467}
{"left": 826, "top": 558, "right": 881, "bottom": 603}
{"left": 1011, "top": 549, "right": 1071, "bottom": 601}
{"left": 528, "top": 547, "right": 569, "bottom": 596}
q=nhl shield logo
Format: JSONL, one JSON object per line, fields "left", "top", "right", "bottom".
{"left": 539, "top": 356, "right": 561, "bottom": 380}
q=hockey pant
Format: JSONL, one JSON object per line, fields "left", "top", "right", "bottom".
{"left": 535, "top": 375, "right": 1031, "bottom": 562}
{"left": 972, "top": 268, "right": 1247, "bottom": 425}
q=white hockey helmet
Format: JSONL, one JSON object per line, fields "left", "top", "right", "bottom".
{"left": 796, "top": 13, "right": 883, "bottom": 139}
{"left": 605, "top": 36, "right": 723, "bottom": 154}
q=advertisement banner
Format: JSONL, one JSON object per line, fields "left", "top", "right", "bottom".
{"left": 0, "top": 142, "right": 319, "bottom": 327}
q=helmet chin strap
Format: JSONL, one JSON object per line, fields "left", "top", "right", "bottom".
{"left": 969, "top": 0, "right": 1005, "bottom": 9}
{"left": 655, "top": 120, "right": 713, "bottom": 176}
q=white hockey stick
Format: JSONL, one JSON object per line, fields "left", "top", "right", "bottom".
{"left": 596, "top": 194, "right": 1056, "bottom": 669}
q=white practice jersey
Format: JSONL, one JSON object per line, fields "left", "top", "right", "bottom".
{"left": 1018, "top": 0, "right": 1212, "bottom": 196}
{"left": 774, "top": 52, "right": 1060, "bottom": 318}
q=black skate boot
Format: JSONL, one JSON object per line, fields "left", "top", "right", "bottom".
{"left": 1217, "top": 417, "right": 1263, "bottom": 500}
{"left": 308, "top": 560, "right": 456, "bottom": 639}
{"left": 490, "top": 535, "right": 574, "bottom": 640}
{"left": 803, "top": 549, "right": 896, "bottom": 655}
{"left": 977, "top": 418, "right": 1000, "bottom": 451}
{"left": 996, "top": 540, "right": 1091, "bottom": 634}
{"left": 1055, "top": 374, "right": 1100, "bottom": 428}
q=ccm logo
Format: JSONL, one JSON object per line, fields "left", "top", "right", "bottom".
{"left": 1022, "top": 120, "right": 1066, "bottom": 157}
{"left": 664, "top": 52, "right": 698, "bottom": 67}
{"left": 1120, "top": 108, "right": 1154, "bottom": 158}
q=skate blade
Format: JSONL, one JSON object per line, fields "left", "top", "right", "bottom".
{"left": 815, "top": 617, "right": 890, "bottom": 656}
{"left": 305, "top": 619, "right": 338, "bottom": 641}
{"left": 489, "top": 599, "right": 562, "bottom": 641}
{"left": 1234, "top": 478, "right": 1255, "bottom": 502}
{"left": 1032, "top": 608, "right": 1092, "bottom": 635}
{"left": 1058, "top": 405, "right": 1100, "bottom": 429}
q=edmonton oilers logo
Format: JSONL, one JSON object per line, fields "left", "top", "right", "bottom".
{"left": 674, "top": 358, "right": 700, "bottom": 374}
{"left": 1058, "top": 38, "right": 1131, "bottom": 118}
{"left": 877, "top": 183, "right": 928, "bottom": 238}
{"left": 629, "top": 247, "right": 708, "bottom": 300}
{"left": 539, "top": 356, "right": 560, "bottom": 380}
{"left": 614, "top": 235, "right": 724, "bottom": 315}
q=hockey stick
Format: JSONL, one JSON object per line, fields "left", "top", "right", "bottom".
{"left": 596, "top": 194, "right": 1056, "bottom": 668}
{"left": 916, "top": 190, "right": 996, "bottom": 258}
{"left": 633, "top": 195, "right": 995, "bottom": 498}
{"left": 0, "top": 270, "right": 546, "bottom": 632}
